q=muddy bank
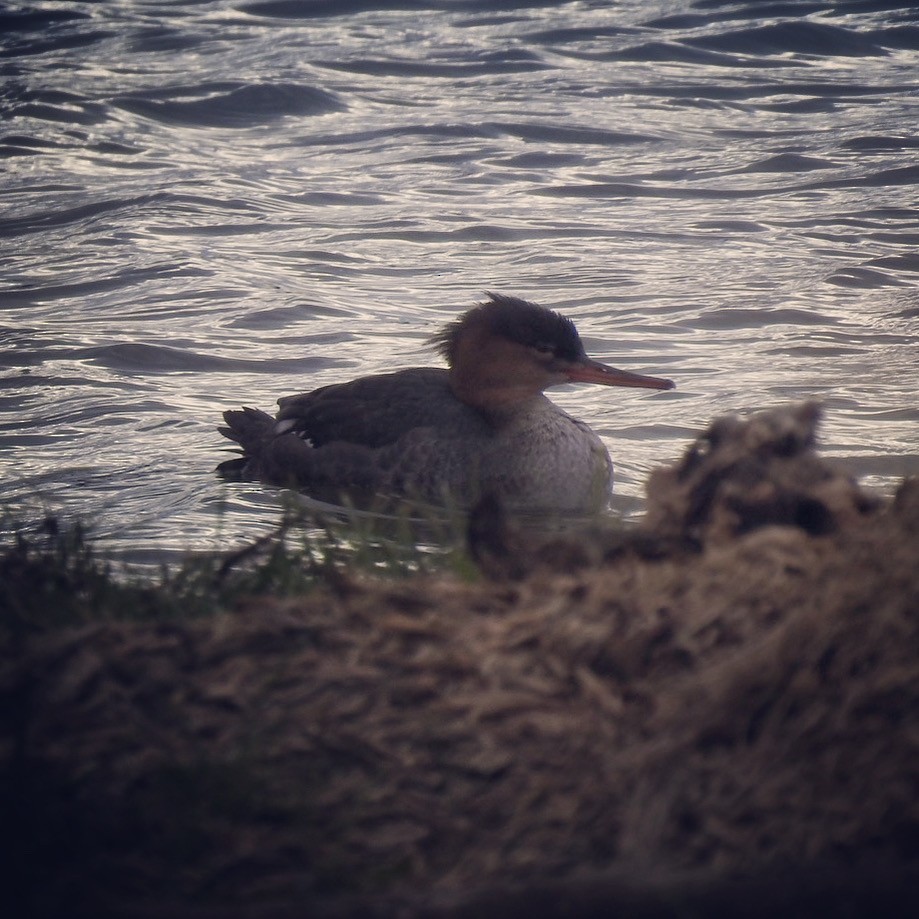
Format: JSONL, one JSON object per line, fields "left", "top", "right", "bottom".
{"left": 2, "top": 404, "right": 919, "bottom": 918}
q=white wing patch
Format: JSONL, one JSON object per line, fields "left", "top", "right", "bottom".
{"left": 274, "top": 418, "right": 314, "bottom": 447}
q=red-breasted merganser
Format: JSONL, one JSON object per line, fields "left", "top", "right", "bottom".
{"left": 218, "top": 293, "right": 674, "bottom": 513}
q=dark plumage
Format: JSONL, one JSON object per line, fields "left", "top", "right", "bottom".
{"left": 430, "top": 292, "right": 585, "bottom": 366}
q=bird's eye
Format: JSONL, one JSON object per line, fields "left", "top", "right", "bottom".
{"left": 533, "top": 342, "right": 555, "bottom": 357}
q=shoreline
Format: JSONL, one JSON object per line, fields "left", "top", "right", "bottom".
{"left": 3, "top": 403, "right": 918, "bottom": 918}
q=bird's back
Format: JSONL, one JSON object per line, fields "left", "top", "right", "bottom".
{"left": 275, "top": 367, "right": 491, "bottom": 449}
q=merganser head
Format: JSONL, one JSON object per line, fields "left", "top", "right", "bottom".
{"left": 430, "top": 293, "right": 674, "bottom": 413}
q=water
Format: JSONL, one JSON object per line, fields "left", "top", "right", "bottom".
{"left": 1, "top": 0, "right": 917, "bottom": 562}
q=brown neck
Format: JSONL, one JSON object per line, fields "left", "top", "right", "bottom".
{"left": 448, "top": 328, "right": 551, "bottom": 418}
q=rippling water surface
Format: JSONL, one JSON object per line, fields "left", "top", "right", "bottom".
{"left": 2, "top": 0, "right": 917, "bottom": 560}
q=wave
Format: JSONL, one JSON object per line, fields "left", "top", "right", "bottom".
{"left": 112, "top": 82, "right": 343, "bottom": 128}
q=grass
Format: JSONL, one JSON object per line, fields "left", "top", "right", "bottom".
{"left": 0, "top": 502, "right": 477, "bottom": 649}
{"left": 0, "top": 504, "right": 477, "bottom": 912}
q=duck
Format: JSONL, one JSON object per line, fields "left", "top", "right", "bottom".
{"left": 218, "top": 293, "right": 674, "bottom": 513}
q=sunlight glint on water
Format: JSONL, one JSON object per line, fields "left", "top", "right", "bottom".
{"left": 0, "top": 0, "right": 917, "bottom": 558}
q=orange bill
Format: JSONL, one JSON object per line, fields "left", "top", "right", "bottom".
{"left": 566, "top": 359, "right": 675, "bottom": 391}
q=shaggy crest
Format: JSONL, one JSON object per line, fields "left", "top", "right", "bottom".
{"left": 430, "top": 293, "right": 586, "bottom": 367}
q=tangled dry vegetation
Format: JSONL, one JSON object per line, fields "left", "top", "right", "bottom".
{"left": 2, "top": 403, "right": 919, "bottom": 918}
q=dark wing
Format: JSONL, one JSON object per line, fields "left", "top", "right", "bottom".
{"left": 275, "top": 367, "right": 486, "bottom": 449}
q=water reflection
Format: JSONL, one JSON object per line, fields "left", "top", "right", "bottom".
{"left": 0, "top": 0, "right": 917, "bottom": 559}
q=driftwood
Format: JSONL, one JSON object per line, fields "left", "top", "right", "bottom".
{"left": 2, "top": 403, "right": 918, "bottom": 918}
